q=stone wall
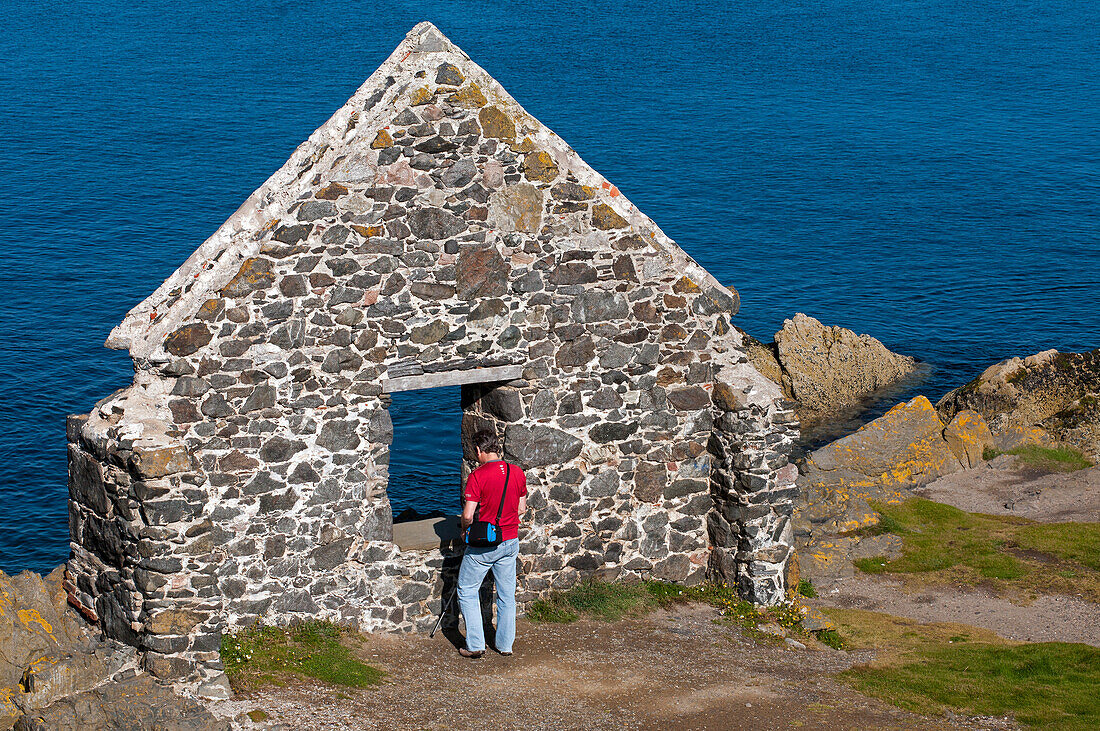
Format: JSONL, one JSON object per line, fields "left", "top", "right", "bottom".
{"left": 65, "top": 22, "right": 797, "bottom": 684}
{"left": 707, "top": 364, "right": 799, "bottom": 603}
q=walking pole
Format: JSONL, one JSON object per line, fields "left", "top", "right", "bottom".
{"left": 431, "top": 515, "right": 466, "bottom": 638}
{"left": 430, "top": 584, "right": 459, "bottom": 638}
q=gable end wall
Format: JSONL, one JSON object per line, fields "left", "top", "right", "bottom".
{"left": 64, "top": 23, "right": 798, "bottom": 684}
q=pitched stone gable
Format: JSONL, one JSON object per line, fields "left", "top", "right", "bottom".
{"left": 107, "top": 21, "right": 738, "bottom": 363}
{"left": 66, "top": 22, "right": 797, "bottom": 687}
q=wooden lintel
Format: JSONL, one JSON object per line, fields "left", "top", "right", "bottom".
{"left": 381, "top": 364, "right": 524, "bottom": 393}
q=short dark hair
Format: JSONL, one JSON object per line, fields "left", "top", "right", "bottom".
{"left": 471, "top": 428, "right": 500, "bottom": 454}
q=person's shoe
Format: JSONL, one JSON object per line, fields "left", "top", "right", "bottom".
{"left": 458, "top": 647, "right": 484, "bottom": 658}
{"left": 499, "top": 650, "right": 513, "bottom": 656}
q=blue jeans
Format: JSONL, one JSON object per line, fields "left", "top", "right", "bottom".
{"left": 457, "top": 538, "right": 519, "bottom": 653}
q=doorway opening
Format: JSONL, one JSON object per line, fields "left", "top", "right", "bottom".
{"left": 386, "top": 385, "right": 464, "bottom": 524}
{"left": 382, "top": 365, "right": 524, "bottom": 552}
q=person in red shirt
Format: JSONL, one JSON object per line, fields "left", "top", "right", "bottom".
{"left": 456, "top": 429, "right": 527, "bottom": 658}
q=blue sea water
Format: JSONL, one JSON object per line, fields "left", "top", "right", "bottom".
{"left": 1, "top": 1, "right": 1097, "bottom": 573}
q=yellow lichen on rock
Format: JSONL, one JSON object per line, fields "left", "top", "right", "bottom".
{"left": 220, "top": 257, "right": 275, "bottom": 298}
{"left": 943, "top": 409, "right": 995, "bottom": 468}
{"left": 409, "top": 86, "right": 433, "bottom": 105}
{"left": 510, "top": 136, "right": 537, "bottom": 154}
{"left": 820, "top": 505, "right": 880, "bottom": 535}
{"left": 478, "top": 105, "right": 516, "bottom": 140}
{"left": 371, "top": 129, "right": 393, "bottom": 149}
{"left": 315, "top": 182, "right": 348, "bottom": 200}
{"left": 16, "top": 609, "right": 53, "bottom": 636}
{"left": 799, "top": 605, "right": 835, "bottom": 632}
{"left": 795, "top": 395, "right": 966, "bottom": 583}
{"left": 350, "top": 224, "right": 384, "bottom": 238}
{"left": 146, "top": 608, "right": 205, "bottom": 635}
{"left": 489, "top": 182, "right": 543, "bottom": 233}
{"left": 446, "top": 83, "right": 487, "bottom": 108}
{"left": 809, "top": 539, "right": 850, "bottom": 572}
{"left": 994, "top": 424, "right": 1050, "bottom": 451}
{"left": 710, "top": 382, "right": 742, "bottom": 411}
{"left": 195, "top": 299, "right": 222, "bottom": 320}
{"left": 522, "top": 150, "right": 559, "bottom": 183}
{"left": 162, "top": 322, "right": 212, "bottom": 357}
{"left": 808, "top": 396, "right": 958, "bottom": 489}
{"left": 129, "top": 444, "right": 191, "bottom": 479}
{"left": 881, "top": 431, "right": 961, "bottom": 484}
{"left": 434, "top": 61, "right": 464, "bottom": 86}
{"left": 784, "top": 555, "right": 801, "bottom": 598}
{"left": 672, "top": 276, "right": 700, "bottom": 294}
{"left": 591, "top": 202, "right": 628, "bottom": 230}
{"left": 937, "top": 348, "right": 1100, "bottom": 456}
{"left": 1, "top": 687, "right": 19, "bottom": 723}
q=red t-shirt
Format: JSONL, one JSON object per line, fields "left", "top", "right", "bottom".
{"left": 463, "top": 460, "right": 527, "bottom": 541}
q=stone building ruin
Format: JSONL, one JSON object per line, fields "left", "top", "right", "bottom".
{"left": 65, "top": 22, "right": 798, "bottom": 682}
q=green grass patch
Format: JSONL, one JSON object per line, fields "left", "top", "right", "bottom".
{"left": 825, "top": 608, "right": 1100, "bottom": 728}
{"left": 983, "top": 444, "right": 1092, "bottom": 472}
{"left": 858, "top": 499, "right": 1029, "bottom": 579}
{"left": 524, "top": 600, "right": 580, "bottom": 623}
{"left": 526, "top": 579, "right": 647, "bottom": 622}
{"left": 1016, "top": 523, "right": 1100, "bottom": 571}
{"left": 797, "top": 579, "right": 817, "bottom": 598}
{"left": 220, "top": 620, "right": 383, "bottom": 692}
{"left": 845, "top": 642, "right": 1100, "bottom": 729}
{"left": 856, "top": 499, "right": 1100, "bottom": 602}
{"left": 527, "top": 579, "right": 811, "bottom": 639}
{"left": 853, "top": 556, "right": 890, "bottom": 574}
{"left": 823, "top": 607, "right": 1009, "bottom": 663}
{"left": 857, "top": 510, "right": 908, "bottom": 538}
{"left": 528, "top": 579, "right": 742, "bottom": 623}
{"left": 815, "top": 629, "right": 844, "bottom": 649}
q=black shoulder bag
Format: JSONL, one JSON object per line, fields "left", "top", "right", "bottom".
{"left": 466, "top": 463, "right": 509, "bottom": 548}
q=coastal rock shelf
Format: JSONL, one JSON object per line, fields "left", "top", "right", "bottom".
{"left": 739, "top": 313, "right": 920, "bottom": 427}
{"left": 937, "top": 348, "right": 1100, "bottom": 458}
{"left": 65, "top": 22, "right": 797, "bottom": 685}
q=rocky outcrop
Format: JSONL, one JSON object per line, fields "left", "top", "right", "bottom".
{"left": 800, "top": 395, "right": 960, "bottom": 512}
{"left": 1043, "top": 394, "right": 1100, "bottom": 458}
{"left": 13, "top": 674, "right": 225, "bottom": 731}
{"left": 2, "top": 567, "right": 119, "bottom": 726}
{"left": 937, "top": 348, "right": 1100, "bottom": 457}
{"left": 942, "top": 410, "right": 995, "bottom": 469}
{"left": 775, "top": 314, "right": 919, "bottom": 423}
{"left": 0, "top": 567, "right": 224, "bottom": 730}
{"left": 794, "top": 396, "right": 977, "bottom": 583}
{"left": 740, "top": 314, "right": 919, "bottom": 426}
{"left": 738, "top": 329, "right": 785, "bottom": 388}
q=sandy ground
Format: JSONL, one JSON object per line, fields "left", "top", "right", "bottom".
{"left": 914, "top": 459, "right": 1100, "bottom": 522}
{"left": 811, "top": 575, "right": 1100, "bottom": 647}
{"left": 224, "top": 605, "right": 978, "bottom": 731}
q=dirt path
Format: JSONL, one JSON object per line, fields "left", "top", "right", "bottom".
{"left": 811, "top": 574, "right": 1100, "bottom": 647}
{"left": 914, "top": 460, "right": 1100, "bottom": 522}
{"left": 222, "top": 605, "right": 967, "bottom": 730}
